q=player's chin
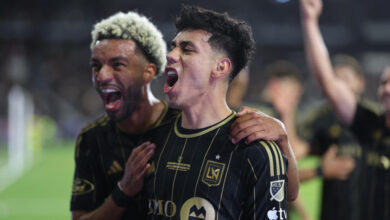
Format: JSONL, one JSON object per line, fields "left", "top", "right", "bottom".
{"left": 106, "top": 109, "right": 127, "bottom": 122}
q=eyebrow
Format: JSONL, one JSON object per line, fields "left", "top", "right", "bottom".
{"left": 109, "top": 57, "right": 129, "bottom": 63}
{"left": 89, "top": 56, "right": 129, "bottom": 63}
{"left": 170, "top": 40, "right": 196, "bottom": 50}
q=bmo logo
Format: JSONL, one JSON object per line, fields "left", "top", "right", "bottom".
{"left": 267, "top": 207, "right": 287, "bottom": 220}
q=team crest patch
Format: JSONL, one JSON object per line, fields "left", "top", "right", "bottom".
{"left": 202, "top": 160, "right": 225, "bottom": 187}
{"left": 270, "top": 180, "right": 285, "bottom": 202}
{"left": 72, "top": 178, "right": 95, "bottom": 195}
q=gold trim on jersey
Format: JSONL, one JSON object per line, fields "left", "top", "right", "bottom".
{"left": 202, "top": 160, "right": 225, "bottom": 187}
{"left": 259, "top": 141, "right": 285, "bottom": 177}
{"left": 167, "top": 162, "right": 191, "bottom": 172}
{"left": 152, "top": 101, "right": 169, "bottom": 128}
{"left": 216, "top": 144, "right": 240, "bottom": 220}
{"left": 194, "top": 128, "right": 221, "bottom": 195}
{"left": 154, "top": 125, "right": 174, "bottom": 198}
{"left": 269, "top": 142, "right": 281, "bottom": 176}
{"left": 174, "top": 111, "right": 236, "bottom": 138}
{"left": 270, "top": 141, "right": 286, "bottom": 175}
{"left": 171, "top": 139, "right": 189, "bottom": 206}
{"left": 247, "top": 159, "right": 258, "bottom": 181}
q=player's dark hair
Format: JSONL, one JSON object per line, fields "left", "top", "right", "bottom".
{"left": 265, "top": 60, "right": 303, "bottom": 85}
{"left": 175, "top": 5, "right": 255, "bottom": 81}
{"left": 332, "top": 54, "right": 363, "bottom": 77}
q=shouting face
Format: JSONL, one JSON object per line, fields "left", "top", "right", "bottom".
{"left": 164, "top": 29, "right": 218, "bottom": 110}
{"left": 90, "top": 39, "right": 147, "bottom": 122}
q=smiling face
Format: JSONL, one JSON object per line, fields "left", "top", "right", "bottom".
{"left": 164, "top": 29, "right": 219, "bottom": 109}
{"left": 90, "top": 39, "right": 147, "bottom": 122}
{"left": 378, "top": 67, "right": 390, "bottom": 114}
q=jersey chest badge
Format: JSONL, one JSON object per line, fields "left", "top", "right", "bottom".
{"left": 270, "top": 180, "right": 285, "bottom": 202}
{"left": 202, "top": 160, "right": 225, "bottom": 187}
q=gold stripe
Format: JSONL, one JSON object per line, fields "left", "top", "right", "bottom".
{"left": 153, "top": 126, "right": 174, "bottom": 197}
{"left": 194, "top": 128, "right": 221, "bottom": 196}
{"left": 253, "top": 186, "right": 256, "bottom": 220}
{"left": 170, "top": 138, "right": 189, "bottom": 220}
{"left": 271, "top": 141, "right": 285, "bottom": 175}
{"left": 174, "top": 111, "right": 236, "bottom": 138}
{"left": 247, "top": 159, "right": 258, "bottom": 181}
{"left": 75, "top": 135, "right": 82, "bottom": 158}
{"left": 269, "top": 141, "right": 280, "bottom": 176}
{"left": 216, "top": 144, "right": 240, "bottom": 220}
{"left": 260, "top": 141, "right": 274, "bottom": 177}
{"left": 152, "top": 101, "right": 169, "bottom": 128}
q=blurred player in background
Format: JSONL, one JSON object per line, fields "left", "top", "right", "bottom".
{"left": 301, "top": 0, "right": 390, "bottom": 218}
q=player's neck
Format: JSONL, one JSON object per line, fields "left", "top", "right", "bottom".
{"left": 181, "top": 97, "right": 232, "bottom": 129}
{"left": 118, "top": 90, "right": 164, "bottom": 134}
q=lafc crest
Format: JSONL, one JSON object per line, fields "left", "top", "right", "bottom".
{"left": 270, "top": 180, "right": 285, "bottom": 202}
{"left": 202, "top": 160, "right": 225, "bottom": 187}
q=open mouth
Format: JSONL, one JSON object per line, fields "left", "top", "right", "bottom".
{"left": 101, "top": 87, "right": 122, "bottom": 111}
{"left": 166, "top": 70, "right": 178, "bottom": 87}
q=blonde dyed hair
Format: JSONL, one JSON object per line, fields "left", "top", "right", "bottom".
{"left": 91, "top": 11, "right": 167, "bottom": 74}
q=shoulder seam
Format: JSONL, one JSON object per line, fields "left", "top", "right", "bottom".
{"left": 80, "top": 115, "right": 110, "bottom": 134}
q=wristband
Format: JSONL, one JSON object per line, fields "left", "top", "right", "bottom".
{"left": 315, "top": 166, "right": 323, "bottom": 177}
{"left": 112, "top": 182, "right": 138, "bottom": 208}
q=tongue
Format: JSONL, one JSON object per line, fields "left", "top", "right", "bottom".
{"left": 108, "top": 92, "right": 120, "bottom": 103}
{"left": 105, "top": 92, "right": 122, "bottom": 111}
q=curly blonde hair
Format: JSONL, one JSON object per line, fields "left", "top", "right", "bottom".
{"left": 91, "top": 11, "right": 166, "bottom": 74}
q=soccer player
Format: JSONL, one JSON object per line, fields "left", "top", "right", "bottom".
{"left": 301, "top": 0, "right": 390, "bottom": 219}
{"left": 300, "top": 54, "right": 370, "bottom": 220}
{"left": 71, "top": 10, "right": 298, "bottom": 220}
{"left": 129, "top": 5, "right": 289, "bottom": 219}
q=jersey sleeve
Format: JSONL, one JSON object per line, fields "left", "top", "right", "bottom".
{"left": 241, "top": 140, "right": 288, "bottom": 220}
{"left": 70, "top": 131, "right": 105, "bottom": 211}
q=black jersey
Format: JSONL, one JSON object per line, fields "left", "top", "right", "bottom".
{"left": 351, "top": 104, "right": 390, "bottom": 220}
{"left": 144, "top": 112, "right": 288, "bottom": 220}
{"left": 70, "top": 102, "right": 179, "bottom": 219}
{"left": 302, "top": 103, "right": 363, "bottom": 220}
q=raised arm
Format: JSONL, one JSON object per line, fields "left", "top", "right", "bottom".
{"left": 300, "top": 0, "right": 357, "bottom": 125}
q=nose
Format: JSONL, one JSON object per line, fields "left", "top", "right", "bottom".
{"left": 166, "top": 48, "right": 179, "bottom": 65}
{"left": 95, "top": 65, "right": 113, "bottom": 85}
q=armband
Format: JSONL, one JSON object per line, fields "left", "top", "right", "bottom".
{"left": 111, "top": 182, "right": 138, "bottom": 208}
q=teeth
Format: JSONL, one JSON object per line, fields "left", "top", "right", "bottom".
{"left": 101, "top": 88, "right": 118, "bottom": 93}
{"left": 167, "top": 71, "right": 177, "bottom": 76}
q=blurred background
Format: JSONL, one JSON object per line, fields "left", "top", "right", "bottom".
{"left": 0, "top": 0, "right": 389, "bottom": 219}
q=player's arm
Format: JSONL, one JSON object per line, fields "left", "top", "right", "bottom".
{"left": 299, "top": 145, "right": 354, "bottom": 182}
{"left": 230, "top": 107, "right": 298, "bottom": 201}
{"left": 243, "top": 141, "right": 288, "bottom": 219}
{"left": 300, "top": 0, "right": 357, "bottom": 126}
{"left": 72, "top": 141, "right": 155, "bottom": 220}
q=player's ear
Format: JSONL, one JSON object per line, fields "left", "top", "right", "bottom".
{"left": 143, "top": 63, "right": 157, "bottom": 84}
{"left": 211, "top": 58, "right": 231, "bottom": 79}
